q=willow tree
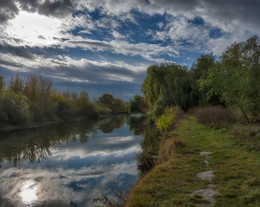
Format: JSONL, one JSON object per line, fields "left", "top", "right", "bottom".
{"left": 141, "top": 63, "right": 199, "bottom": 118}
{"left": 141, "top": 65, "right": 168, "bottom": 106}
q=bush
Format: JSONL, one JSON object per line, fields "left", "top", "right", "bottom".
{"left": 76, "top": 92, "right": 98, "bottom": 118}
{"left": 156, "top": 107, "right": 176, "bottom": 132}
{"left": 137, "top": 147, "right": 155, "bottom": 173}
{"left": 195, "top": 106, "right": 237, "bottom": 128}
{"left": 0, "top": 92, "right": 31, "bottom": 124}
{"left": 52, "top": 95, "right": 76, "bottom": 121}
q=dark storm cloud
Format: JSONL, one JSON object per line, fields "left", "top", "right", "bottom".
{"left": 0, "top": 43, "right": 34, "bottom": 59}
{"left": 148, "top": 0, "right": 260, "bottom": 28}
{"left": 0, "top": 0, "right": 74, "bottom": 23}
{"left": 201, "top": 0, "right": 260, "bottom": 27}
{"left": 17, "top": 0, "right": 38, "bottom": 12}
{"left": 0, "top": 0, "right": 19, "bottom": 23}
{"left": 38, "top": 0, "right": 74, "bottom": 17}
{"left": 149, "top": 0, "right": 200, "bottom": 10}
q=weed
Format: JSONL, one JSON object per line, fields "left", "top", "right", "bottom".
{"left": 243, "top": 189, "right": 260, "bottom": 205}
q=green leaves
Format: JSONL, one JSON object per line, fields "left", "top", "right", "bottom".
{"left": 141, "top": 63, "right": 199, "bottom": 118}
{"left": 156, "top": 107, "right": 176, "bottom": 132}
{"left": 200, "top": 36, "right": 260, "bottom": 122}
{"left": 98, "top": 93, "right": 127, "bottom": 114}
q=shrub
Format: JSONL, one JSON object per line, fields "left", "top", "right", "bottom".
{"left": 76, "top": 91, "right": 98, "bottom": 118}
{"left": 0, "top": 92, "right": 31, "bottom": 124}
{"left": 51, "top": 95, "right": 76, "bottom": 121}
{"left": 156, "top": 107, "right": 176, "bottom": 132}
{"left": 137, "top": 147, "right": 155, "bottom": 173}
{"left": 195, "top": 106, "right": 237, "bottom": 128}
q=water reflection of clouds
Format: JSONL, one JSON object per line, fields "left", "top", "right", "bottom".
{"left": 0, "top": 161, "right": 138, "bottom": 206}
{"left": 53, "top": 144, "right": 141, "bottom": 162}
{"left": 0, "top": 124, "right": 143, "bottom": 206}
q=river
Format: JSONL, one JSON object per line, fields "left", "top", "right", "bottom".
{"left": 0, "top": 115, "right": 145, "bottom": 207}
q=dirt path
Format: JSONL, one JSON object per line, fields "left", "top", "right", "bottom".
{"left": 191, "top": 152, "right": 219, "bottom": 207}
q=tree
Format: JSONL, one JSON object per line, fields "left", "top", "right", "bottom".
{"left": 129, "top": 95, "right": 148, "bottom": 114}
{"left": 190, "top": 54, "right": 222, "bottom": 106}
{"left": 0, "top": 92, "right": 31, "bottom": 124}
{"left": 98, "top": 93, "right": 126, "bottom": 114}
{"left": 98, "top": 94, "right": 115, "bottom": 108}
{"left": 141, "top": 63, "right": 200, "bottom": 119}
{"left": 23, "top": 75, "right": 54, "bottom": 121}
{"left": 200, "top": 36, "right": 260, "bottom": 122}
{"left": 113, "top": 97, "right": 127, "bottom": 114}
{"left": 141, "top": 65, "right": 168, "bottom": 106}
{"left": 0, "top": 76, "right": 5, "bottom": 93}
{"left": 77, "top": 91, "right": 98, "bottom": 118}
{"left": 8, "top": 75, "right": 24, "bottom": 94}
{"left": 52, "top": 94, "right": 75, "bottom": 120}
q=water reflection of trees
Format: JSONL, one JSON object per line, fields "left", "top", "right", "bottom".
{"left": 127, "top": 115, "right": 161, "bottom": 174}
{"left": 98, "top": 115, "right": 127, "bottom": 133}
{"left": 0, "top": 115, "right": 146, "bottom": 168}
{"left": 127, "top": 115, "right": 146, "bottom": 135}
{"left": 0, "top": 120, "right": 98, "bottom": 167}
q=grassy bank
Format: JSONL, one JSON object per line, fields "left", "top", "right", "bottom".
{"left": 125, "top": 116, "right": 260, "bottom": 207}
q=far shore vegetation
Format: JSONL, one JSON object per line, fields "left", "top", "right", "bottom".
{"left": 0, "top": 75, "right": 131, "bottom": 130}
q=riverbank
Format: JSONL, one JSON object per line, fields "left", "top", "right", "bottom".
{"left": 125, "top": 116, "right": 260, "bottom": 207}
{"left": 0, "top": 115, "right": 96, "bottom": 132}
{"left": 0, "top": 114, "right": 128, "bottom": 132}
{"left": 0, "top": 121, "right": 56, "bottom": 132}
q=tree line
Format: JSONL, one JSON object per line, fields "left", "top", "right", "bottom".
{"left": 1, "top": 36, "right": 259, "bottom": 126}
{"left": 0, "top": 75, "right": 127, "bottom": 126}
{"left": 138, "top": 36, "right": 260, "bottom": 122}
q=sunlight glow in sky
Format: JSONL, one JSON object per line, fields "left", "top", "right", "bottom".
{"left": 6, "top": 11, "right": 62, "bottom": 46}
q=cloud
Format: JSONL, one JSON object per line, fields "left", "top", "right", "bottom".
{"left": 0, "top": 51, "right": 146, "bottom": 83}
{"left": 0, "top": 42, "right": 34, "bottom": 59}
{"left": 67, "top": 40, "right": 114, "bottom": 51}
{"left": 0, "top": 1, "right": 19, "bottom": 23}
{"left": 0, "top": 0, "right": 75, "bottom": 24}
{"left": 38, "top": 0, "right": 74, "bottom": 17}
{"left": 200, "top": 0, "right": 260, "bottom": 32}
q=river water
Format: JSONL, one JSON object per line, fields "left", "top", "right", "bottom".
{"left": 0, "top": 115, "right": 145, "bottom": 207}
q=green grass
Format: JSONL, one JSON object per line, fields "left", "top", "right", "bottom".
{"left": 125, "top": 116, "right": 260, "bottom": 207}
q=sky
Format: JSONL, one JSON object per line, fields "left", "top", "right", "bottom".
{"left": 0, "top": 0, "right": 259, "bottom": 100}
